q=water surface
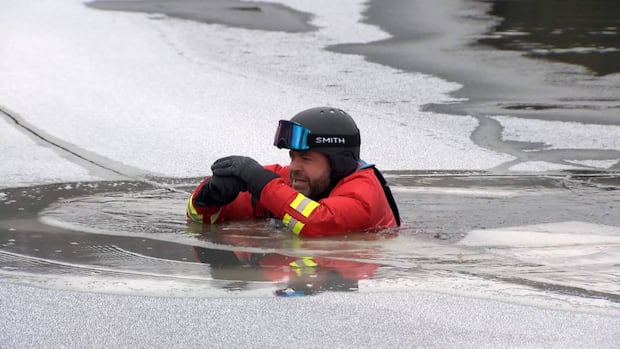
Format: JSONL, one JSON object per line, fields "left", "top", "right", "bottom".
{"left": 1, "top": 173, "right": 618, "bottom": 309}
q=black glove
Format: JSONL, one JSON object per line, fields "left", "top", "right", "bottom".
{"left": 194, "top": 175, "right": 246, "bottom": 206}
{"left": 211, "top": 156, "right": 279, "bottom": 200}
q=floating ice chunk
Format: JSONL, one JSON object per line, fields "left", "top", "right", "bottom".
{"left": 565, "top": 159, "right": 619, "bottom": 169}
{"left": 493, "top": 115, "right": 620, "bottom": 151}
{"left": 508, "top": 161, "right": 584, "bottom": 172}
{"left": 459, "top": 221, "right": 620, "bottom": 247}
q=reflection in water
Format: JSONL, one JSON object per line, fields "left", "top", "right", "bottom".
{"left": 479, "top": 0, "right": 620, "bottom": 75}
{"left": 188, "top": 221, "right": 391, "bottom": 296}
{"left": 192, "top": 245, "right": 378, "bottom": 296}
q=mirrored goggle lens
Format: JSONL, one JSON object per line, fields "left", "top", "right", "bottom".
{"left": 273, "top": 120, "right": 310, "bottom": 150}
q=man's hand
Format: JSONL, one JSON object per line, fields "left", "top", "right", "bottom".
{"left": 195, "top": 175, "right": 246, "bottom": 206}
{"left": 211, "top": 156, "right": 278, "bottom": 200}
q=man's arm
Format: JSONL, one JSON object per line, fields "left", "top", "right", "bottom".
{"left": 187, "top": 163, "right": 285, "bottom": 224}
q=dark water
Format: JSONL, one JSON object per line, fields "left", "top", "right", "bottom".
{"left": 85, "top": 0, "right": 316, "bottom": 32}
{"left": 479, "top": 0, "right": 620, "bottom": 76}
{"left": 328, "top": 0, "right": 620, "bottom": 127}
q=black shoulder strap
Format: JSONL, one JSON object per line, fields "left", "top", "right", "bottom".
{"left": 371, "top": 167, "right": 401, "bottom": 227}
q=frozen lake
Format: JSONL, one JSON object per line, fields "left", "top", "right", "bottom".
{"left": 1, "top": 0, "right": 619, "bottom": 347}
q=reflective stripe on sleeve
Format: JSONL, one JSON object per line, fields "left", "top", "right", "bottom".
{"left": 289, "top": 193, "right": 319, "bottom": 218}
{"left": 187, "top": 195, "right": 221, "bottom": 224}
{"left": 186, "top": 196, "right": 204, "bottom": 223}
{"left": 209, "top": 208, "right": 222, "bottom": 224}
{"left": 283, "top": 213, "right": 304, "bottom": 235}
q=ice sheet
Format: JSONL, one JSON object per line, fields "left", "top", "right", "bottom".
{"left": 493, "top": 115, "right": 620, "bottom": 151}
{"left": 0, "top": 0, "right": 618, "bottom": 188}
{"left": 0, "top": 117, "right": 101, "bottom": 188}
{"left": 459, "top": 221, "right": 620, "bottom": 247}
{"left": 0, "top": 0, "right": 512, "bottom": 188}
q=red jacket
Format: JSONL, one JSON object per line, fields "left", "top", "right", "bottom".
{"left": 187, "top": 164, "right": 398, "bottom": 237}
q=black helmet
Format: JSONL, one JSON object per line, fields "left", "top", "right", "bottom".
{"left": 275, "top": 107, "right": 361, "bottom": 180}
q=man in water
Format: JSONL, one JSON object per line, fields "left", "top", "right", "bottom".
{"left": 187, "top": 107, "right": 400, "bottom": 237}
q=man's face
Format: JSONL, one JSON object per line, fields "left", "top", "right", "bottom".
{"left": 289, "top": 150, "right": 331, "bottom": 199}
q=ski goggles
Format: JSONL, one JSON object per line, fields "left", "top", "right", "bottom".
{"left": 273, "top": 120, "right": 360, "bottom": 150}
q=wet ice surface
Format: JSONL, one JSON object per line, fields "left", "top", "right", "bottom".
{"left": 1, "top": 173, "right": 618, "bottom": 315}
{"left": 2, "top": 281, "right": 618, "bottom": 349}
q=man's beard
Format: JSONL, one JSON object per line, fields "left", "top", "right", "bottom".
{"left": 290, "top": 171, "right": 331, "bottom": 200}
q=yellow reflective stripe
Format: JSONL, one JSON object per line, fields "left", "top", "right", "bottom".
{"left": 209, "top": 208, "right": 222, "bottom": 224}
{"left": 187, "top": 196, "right": 203, "bottom": 223}
{"left": 291, "top": 221, "right": 304, "bottom": 235}
{"left": 299, "top": 199, "right": 319, "bottom": 217}
{"left": 282, "top": 213, "right": 292, "bottom": 225}
{"left": 290, "top": 194, "right": 305, "bottom": 210}
{"left": 289, "top": 257, "right": 317, "bottom": 268}
{"left": 187, "top": 195, "right": 222, "bottom": 224}
{"left": 290, "top": 257, "right": 317, "bottom": 276}
{"left": 283, "top": 213, "right": 304, "bottom": 235}
{"left": 289, "top": 193, "right": 319, "bottom": 218}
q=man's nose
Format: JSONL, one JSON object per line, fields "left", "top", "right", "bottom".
{"left": 289, "top": 157, "right": 302, "bottom": 171}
